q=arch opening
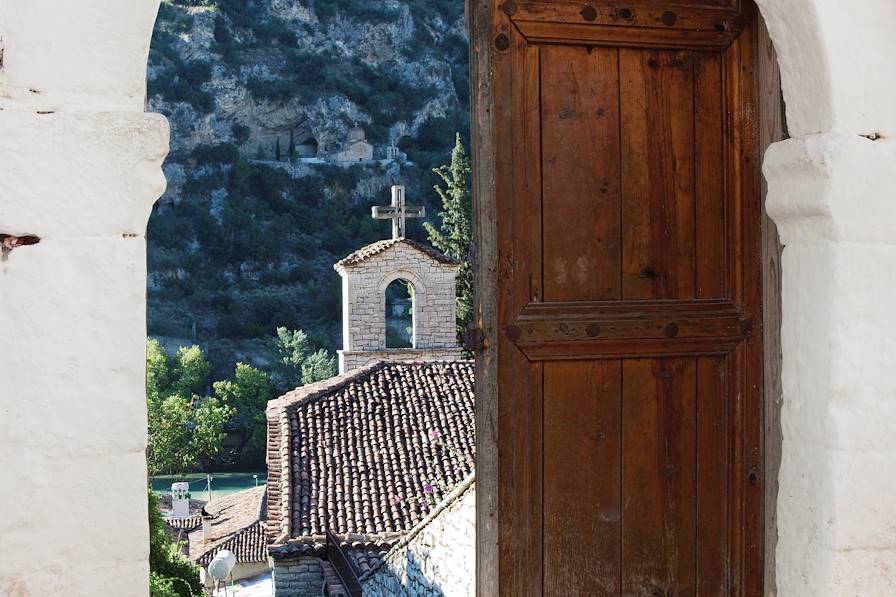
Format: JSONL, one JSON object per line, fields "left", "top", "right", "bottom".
{"left": 385, "top": 278, "right": 415, "bottom": 349}
{"left": 296, "top": 136, "right": 318, "bottom": 158}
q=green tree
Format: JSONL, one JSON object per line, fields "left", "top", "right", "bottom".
{"left": 147, "top": 338, "right": 172, "bottom": 404}
{"left": 191, "top": 396, "right": 233, "bottom": 460}
{"left": 288, "top": 130, "right": 296, "bottom": 161}
{"left": 146, "top": 340, "right": 232, "bottom": 475}
{"left": 150, "top": 574, "right": 179, "bottom": 597}
{"left": 170, "top": 345, "right": 212, "bottom": 397}
{"left": 148, "top": 395, "right": 193, "bottom": 474}
{"left": 268, "top": 327, "right": 337, "bottom": 393}
{"left": 275, "top": 137, "right": 282, "bottom": 161}
{"left": 213, "top": 363, "right": 270, "bottom": 455}
{"left": 424, "top": 133, "right": 474, "bottom": 341}
{"left": 213, "top": 14, "right": 231, "bottom": 45}
{"left": 268, "top": 327, "right": 312, "bottom": 393}
{"left": 301, "top": 349, "right": 337, "bottom": 384}
{"left": 148, "top": 489, "right": 203, "bottom": 597}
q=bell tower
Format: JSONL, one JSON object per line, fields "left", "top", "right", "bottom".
{"left": 334, "top": 186, "right": 464, "bottom": 373}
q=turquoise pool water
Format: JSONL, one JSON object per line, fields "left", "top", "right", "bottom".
{"left": 151, "top": 471, "right": 267, "bottom": 502}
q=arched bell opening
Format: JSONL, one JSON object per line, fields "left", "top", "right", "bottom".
{"left": 385, "top": 278, "right": 415, "bottom": 349}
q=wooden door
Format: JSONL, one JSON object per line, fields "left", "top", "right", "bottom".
{"left": 474, "top": 1, "right": 764, "bottom": 595}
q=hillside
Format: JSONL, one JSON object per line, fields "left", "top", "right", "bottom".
{"left": 146, "top": 0, "right": 470, "bottom": 374}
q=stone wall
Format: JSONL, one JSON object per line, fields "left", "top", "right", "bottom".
{"left": 272, "top": 556, "right": 324, "bottom": 597}
{"left": 337, "top": 241, "right": 460, "bottom": 374}
{"left": 361, "top": 477, "right": 475, "bottom": 597}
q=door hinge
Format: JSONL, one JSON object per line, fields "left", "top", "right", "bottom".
{"left": 464, "top": 324, "right": 486, "bottom": 353}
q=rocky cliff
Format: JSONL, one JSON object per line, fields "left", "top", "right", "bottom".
{"left": 146, "top": 0, "right": 469, "bottom": 373}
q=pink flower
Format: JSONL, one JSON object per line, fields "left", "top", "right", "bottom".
{"left": 424, "top": 483, "right": 434, "bottom": 494}
{"left": 428, "top": 430, "right": 441, "bottom": 440}
{"left": 392, "top": 495, "right": 402, "bottom": 504}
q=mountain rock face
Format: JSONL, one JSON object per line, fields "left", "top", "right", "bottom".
{"left": 147, "top": 0, "right": 469, "bottom": 373}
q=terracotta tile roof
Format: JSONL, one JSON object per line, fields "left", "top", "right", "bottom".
{"left": 358, "top": 473, "right": 475, "bottom": 581}
{"left": 158, "top": 494, "right": 207, "bottom": 531}
{"left": 346, "top": 546, "right": 389, "bottom": 577}
{"left": 334, "top": 238, "right": 461, "bottom": 269}
{"left": 265, "top": 361, "right": 475, "bottom": 550}
{"left": 165, "top": 515, "right": 202, "bottom": 531}
{"left": 187, "top": 486, "right": 267, "bottom": 565}
{"left": 196, "top": 521, "right": 268, "bottom": 566}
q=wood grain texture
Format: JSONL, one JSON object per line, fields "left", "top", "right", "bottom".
{"left": 757, "top": 14, "right": 785, "bottom": 596}
{"left": 494, "top": 23, "right": 544, "bottom": 597}
{"left": 696, "top": 356, "right": 730, "bottom": 594}
{"left": 621, "top": 358, "right": 698, "bottom": 596}
{"left": 511, "top": 299, "right": 749, "bottom": 360}
{"left": 694, "top": 52, "right": 727, "bottom": 299}
{"left": 514, "top": 20, "right": 739, "bottom": 50}
{"left": 470, "top": 1, "right": 498, "bottom": 595}
{"left": 620, "top": 49, "right": 696, "bottom": 301}
{"left": 482, "top": 0, "right": 766, "bottom": 594}
{"left": 543, "top": 361, "right": 622, "bottom": 595}
{"left": 509, "top": 2, "right": 744, "bottom": 50}
{"left": 541, "top": 44, "right": 621, "bottom": 302}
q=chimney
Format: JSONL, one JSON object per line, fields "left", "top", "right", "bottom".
{"left": 171, "top": 482, "right": 190, "bottom": 520}
{"left": 202, "top": 515, "right": 212, "bottom": 544}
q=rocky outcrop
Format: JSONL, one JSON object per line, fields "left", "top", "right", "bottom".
{"left": 145, "top": 0, "right": 469, "bottom": 373}
{"left": 149, "top": 0, "right": 467, "bottom": 179}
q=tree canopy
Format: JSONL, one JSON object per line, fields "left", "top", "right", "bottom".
{"left": 268, "top": 327, "right": 337, "bottom": 394}
{"left": 147, "top": 332, "right": 337, "bottom": 473}
{"left": 213, "top": 362, "right": 271, "bottom": 454}
{"left": 146, "top": 339, "right": 232, "bottom": 475}
{"left": 424, "top": 133, "right": 474, "bottom": 341}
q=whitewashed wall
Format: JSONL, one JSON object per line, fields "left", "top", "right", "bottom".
{"left": 0, "top": 2, "right": 167, "bottom": 595}
{"left": 756, "top": 0, "right": 896, "bottom": 594}
{"left": 0, "top": 1, "right": 895, "bottom": 595}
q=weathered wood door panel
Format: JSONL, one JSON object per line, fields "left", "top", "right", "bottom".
{"left": 488, "top": 1, "right": 763, "bottom": 594}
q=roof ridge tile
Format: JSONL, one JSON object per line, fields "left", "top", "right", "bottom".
{"left": 333, "top": 237, "right": 461, "bottom": 270}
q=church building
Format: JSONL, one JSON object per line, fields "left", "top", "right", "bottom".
{"left": 264, "top": 187, "right": 476, "bottom": 596}
{"left": 333, "top": 125, "right": 374, "bottom": 163}
{"left": 336, "top": 185, "right": 464, "bottom": 373}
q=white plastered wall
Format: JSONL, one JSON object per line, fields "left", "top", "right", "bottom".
{"left": 756, "top": 0, "right": 896, "bottom": 594}
{"left": 0, "top": 1, "right": 167, "bottom": 595}
{"left": 0, "top": 0, "right": 894, "bottom": 595}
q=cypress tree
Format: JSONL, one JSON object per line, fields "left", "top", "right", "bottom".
{"left": 275, "top": 137, "right": 281, "bottom": 161}
{"left": 425, "top": 133, "right": 474, "bottom": 343}
{"left": 288, "top": 130, "right": 296, "bottom": 161}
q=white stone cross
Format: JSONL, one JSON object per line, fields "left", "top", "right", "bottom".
{"left": 371, "top": 185, "right": 425, "bottom": 239}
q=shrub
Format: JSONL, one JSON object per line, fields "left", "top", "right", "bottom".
{"left": 231, "top": 122, "right": 251, "bottom": 145}
{"left": 148, "top": 490, "right": 202, "bottom": 597}
{"left": 245, "top": 76, "right": 298, "bottom": 103}
{"left": 192, "top": 143, "right": 239, "bottom": 166}
{"left": 213, "top": 15, "right": 231, "bottom": 44}
{"left": 415, "top": 117, "right": 455, "bottom": 152}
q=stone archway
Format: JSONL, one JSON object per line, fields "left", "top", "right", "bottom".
{"left": 1, "top": 1, "right": 894, "bottom": 595}
{"left": 755, "top": 1, "right": 896, "bottom": 593}
{"left": 1, "top": 2, "right": 168, "bottom": 595}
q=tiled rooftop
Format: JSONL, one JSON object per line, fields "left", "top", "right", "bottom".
{"left": 196, "top": 520, "right": 268, "bottom": 566}
{"left": 187, "top": 486, "right": 267, "bottom": 565}
{"left": 266, "top": 361, "right": 475, "bottom": 551}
